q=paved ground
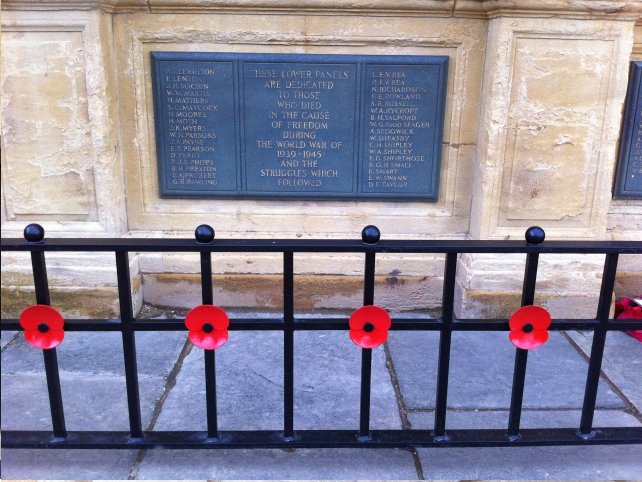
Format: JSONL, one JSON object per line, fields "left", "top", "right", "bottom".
{"left": 1, "top": 307, "right": 641, "bottom": 480}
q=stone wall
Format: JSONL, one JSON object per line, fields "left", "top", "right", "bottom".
{"left": 2, "top": 0, "right": 641, "bottom": 318}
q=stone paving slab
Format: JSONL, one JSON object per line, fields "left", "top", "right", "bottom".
{"left": 1, "top": 329, "right": 187, "bottom": 434}
{"left": 387, "top": 331, "right": 623, "bottom": 410}
{"left": 2, "top": 331, "right": 186, "bottom": 377}
{"left": 0, "top": 449, "right": 138, "bottom": 480}
{"left": 410, "top": 409, "right": 642, "bottom": 479}
{"left": 153, "top": 331, "right": 400, "bottom": 431}
{"left": 416, "top": 445, "right": 642, "bottom": 479}
{"left": 133, "top": 448, "right": 418, "bottom": 480}
{"left": 407, "top": 409, "right": 642, "bottom": 429}
{"left": 1, "top": 330, "right": 17, "bottom": 350}
{"left": 567, "top": 330, "right": 642, "bottom": 413}
{"left": 1, "top": 373, "right": 165, "bottom": 431}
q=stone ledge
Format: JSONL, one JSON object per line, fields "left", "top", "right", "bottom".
{"left": 2, "top": 0, "right": 641, "bottom": 20}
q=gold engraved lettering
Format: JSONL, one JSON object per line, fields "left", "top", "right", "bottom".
{"left": 163, "top": 66, "right": 222, "bottom": 188}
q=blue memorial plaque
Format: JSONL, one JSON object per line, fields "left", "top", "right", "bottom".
{"left": 152, "top": 58, "right": 238, "bottom": 195}
{"left": 242, "top": 61, "right": 358, "bottom": 195}
{"left": 362, "top": 63, "right": 444, "bottom": 199}
{"left": 614, "top": 61, "right": 642, "bottom": 199}
{"left": 152, "top": 52, "right": 448, "bottom": 200}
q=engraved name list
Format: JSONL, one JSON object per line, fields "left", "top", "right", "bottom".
{"left": 152, "top": 52, "right": 448, "bottom": 200}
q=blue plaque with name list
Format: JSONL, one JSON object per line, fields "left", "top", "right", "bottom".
{"left": 151, "top": 52, "right": 448, "bottom": 200}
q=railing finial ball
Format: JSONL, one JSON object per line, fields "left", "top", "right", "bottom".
{"left": 24, "top": 223, "right": 45, "bottom": 243}
{"left": 525, "top": 226, "right": 545, "bottom": 245}
{"left": 361, "top": 225, "right": 381, "bottom": 244}
{"left": 195, "top": 224, "right": 215, "bottom": 244}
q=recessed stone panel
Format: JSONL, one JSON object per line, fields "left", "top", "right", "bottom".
{"left": 1, "top": 30, "right": 97, "bottom": 221}
{"left": 500, "top": 36, "right": 613, "bottom": 226}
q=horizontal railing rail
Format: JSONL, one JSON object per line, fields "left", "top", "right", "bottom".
{"left": 1, "top": 224, "right": 641, "bottom": 450}
{"left": 2, "top": 237, "right": 641, "bottom": 253}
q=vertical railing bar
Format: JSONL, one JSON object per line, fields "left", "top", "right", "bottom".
{"left": 363, "top": 251, "right": 376, "bottom": 306}
{"left": 115, "top": 250, "right": 143, "bottom": 439}
{"left": 31, "top": 250, "right": 67, "bottom": 439}
{"left": 42, "top": 348, "right": 67, "bottom": 438}
{"left": 520, "top": 253, "right": 539, "bottom": 307}
{"left": 359, "top": 250, "right": 376, "bottom": 438}
{"left": 359, "top": 347, "right": 373, "bottom": 437}
{"left": 200, "top": 250, "right": 219, "bottom": 438}
{"left": 204, "top": 350, "right": 218, "bottom": 438}
{"left": 31, "top": 251, "right": 51, "bottom": 306}
{"left": 507, "top": 348, "right": 528, "bottom": 438}
{"left": 507, "top": 251, "right": 539, "bottom": 439}
{"left": 283, "top": 251, "right": 295, "bottom": 438}
{"left": 200, "top": 251, "right": 214, "bottom": 305}
{"left": 579, "top": 253, "right": 619, "bottom": 436}
{"left": 433, "top": 252, "right": 458, "bottom": 439}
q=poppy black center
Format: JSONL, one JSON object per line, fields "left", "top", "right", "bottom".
{"left": 37, "top": 323, "right": 49, "bottom": 333}
{"left": 202, "top": 323, "right": 214, "bottom": 333}
{"left": 522, "top": 323, "right": 534, "bottom": 333}
{"left": 363, "top": 322, "right": 375, "bottom": 333}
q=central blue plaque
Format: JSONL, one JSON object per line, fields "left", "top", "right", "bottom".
{"left": 152, "top": 52, "right": 448, "bottom": 200}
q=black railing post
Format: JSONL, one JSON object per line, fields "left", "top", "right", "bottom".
{"left": 115, "top": 250, "right": 143, "bottom": 439}
{"left": 359, "top": 225, "right": 379, "bottom": 439}
{"left": 507, "top": 226, "right": 544, "bottom": 440}
{"left": 196, "top": 225, "right": 220, "bottom": 439}
{"left": 25, "top": 224, "right": 67, "bottom": 440}
{"left": 283, "top": 250, "right": 295, "bottom": 439}
{"left": 434, "top": 252, "right": 457, "bottom": 440}
{"left": 579, "top": 252, "right": 619, "bottom": 437}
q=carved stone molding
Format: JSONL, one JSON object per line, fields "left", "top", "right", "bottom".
{"left": 2, "top": 0, "right": 641, "bottom": 20}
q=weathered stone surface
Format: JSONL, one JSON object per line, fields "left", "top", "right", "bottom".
{"left": 152, "top": 330, "right": 401, "bottom": 431}
{"left": 416, "top": 445, "right": 642, "bottom": 479}
{"left": 407, "top": 409, "right": 642, "bottom": 430}
{"left": 470, "top": 17, "right": 633, "bottom": 240}
{"left": 1, "top": 8, "right": 125, "bottom": 236}
{"left": 1, "top": 330, "right": 18, "bottom": 350}
{"left": 0, "top": 373, "right": 164, "bottom": 430}
{"left": 387, "top": 331, "right": 624, "bottom": 410}
{"left": 567, "top": 330, "right": 642, "bottom": 413}
{"left": 0, "top": 449, "right": 138, "bottom": 480}
{"left": 134, "top": 447, "right": 418, "bottom": 480}
{"left": 0, "top": 251, "right": 142, "bottom": 318}
{"left": 1, "top": 326, "right": 187, "bottom": 432}
{"left": 143, "top": 272, "right": 443, "bottom": 313}
{"left": 1, "top": 330, "right": 187, "bottom": 377}
{"left": 1, "top": 30, "right": 97, "bottom": 220}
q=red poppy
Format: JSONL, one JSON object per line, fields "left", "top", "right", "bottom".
{"left": 185, "top": 304, "right": 229, "bottom": 350}
{"left": 19, "top": 305, "right": 65, "bottom": 349}
{"left": 349, "top": 305, "right": 391, "bottom": 348}
{"left": 615, "top": 297, "right": 642, "bottom": 342}
{"left": 509, "top": 305, "right": 551, "bottom": 350}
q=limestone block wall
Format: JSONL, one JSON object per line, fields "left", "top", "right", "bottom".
{"left": 1, "top": 0, "right": 640, "bottom": 319}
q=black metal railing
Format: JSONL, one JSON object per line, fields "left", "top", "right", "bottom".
{"left": 1, "top": 223, "right": 641, "bottom": 449}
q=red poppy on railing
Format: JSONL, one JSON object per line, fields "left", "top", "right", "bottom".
{"left": 19, "top": 305, "right": 65, "bottom": 349}
{"left": 615, "top": 296, "right": 642, "bottom": 342}
{"left": 185, "top": 304, "right": 230, "bottom": 350}
{"left": 349, "top": 305, "right": 391, "bottom": 348}
{"left": 509, "top": 305, "right": 551, "bottom": 350}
